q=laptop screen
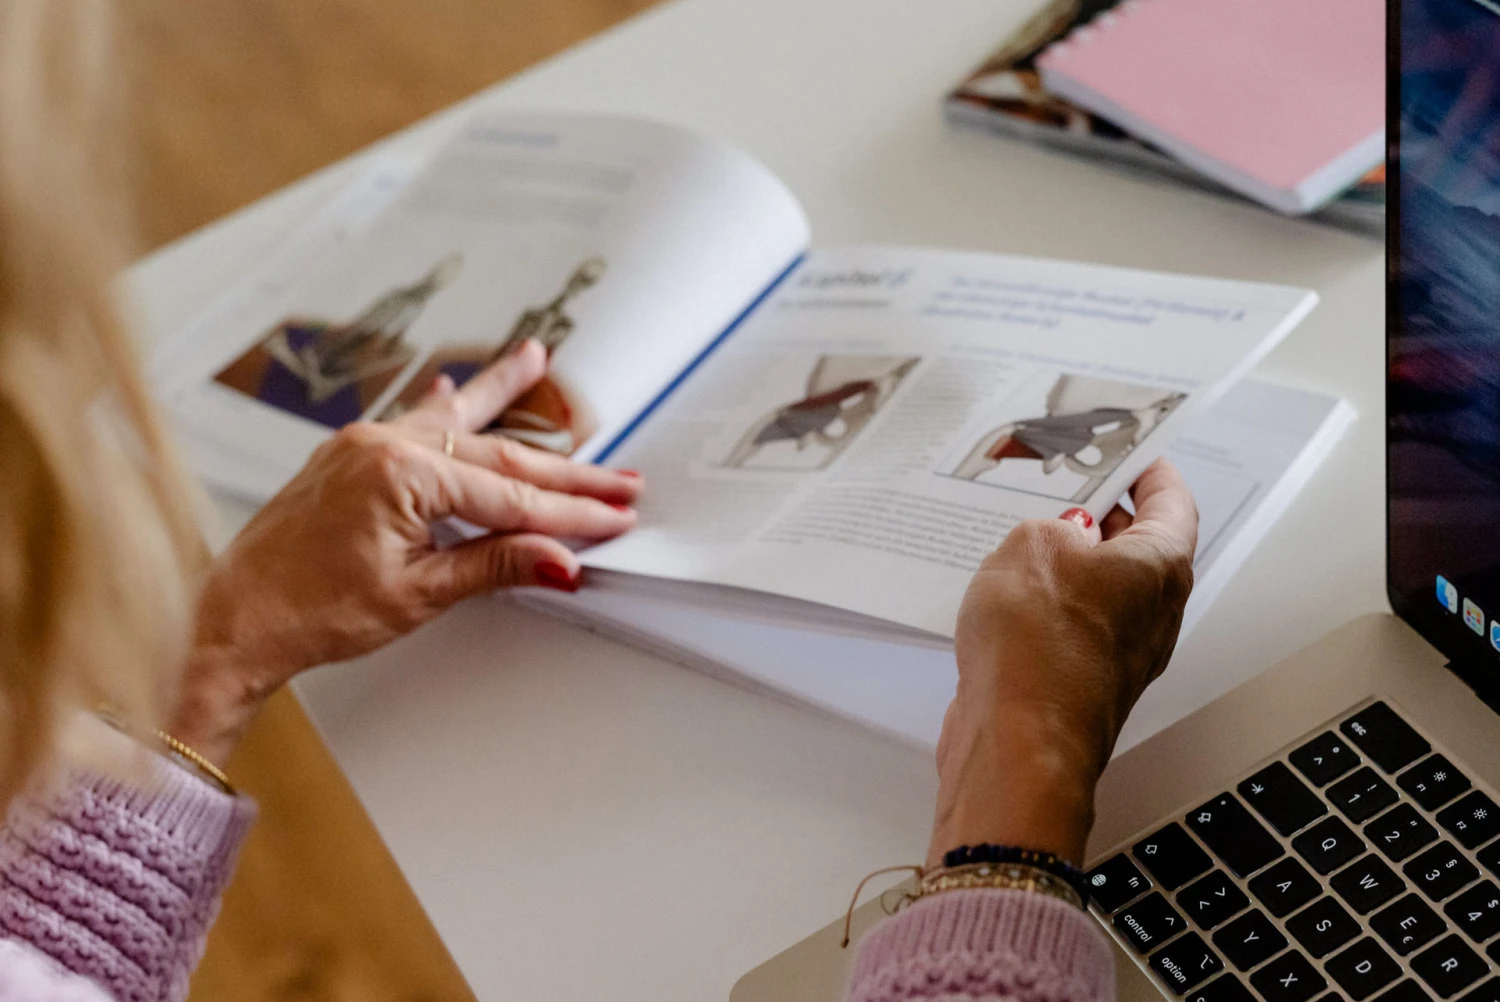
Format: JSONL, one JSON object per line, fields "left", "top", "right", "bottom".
{"left": 1390, "top": 0, "right": 1500, "bottom": 689}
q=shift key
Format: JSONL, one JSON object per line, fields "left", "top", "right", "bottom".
{"left": 1188, "top": 793, "right": 1286, "bottom": 878}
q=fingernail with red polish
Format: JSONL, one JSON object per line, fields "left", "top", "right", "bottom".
{"left": 534, "top": 561, "right": 579, "bottom": 593}
{"left": 1060, "top": 507, "right": 1094, "bottom": 529}
{"left": 617, "top": 469, "right": 642, "bottom": 478}
{"left": 609, "top": 503, "right": 634, "bottom": 513}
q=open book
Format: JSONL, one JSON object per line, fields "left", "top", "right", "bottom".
{"left": 152, "top": 111, "right": 1345, "bottom": 739}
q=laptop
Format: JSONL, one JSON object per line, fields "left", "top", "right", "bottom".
{"left": 732, "top": 2, "right": 1500, "bottom": 1000}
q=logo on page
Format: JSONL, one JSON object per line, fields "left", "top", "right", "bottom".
{"left": 1438, "top": 576, "right": 1459, "bottom": 613}
{"left": 1490, "top": 620, "right": 1500, "bottom": 653}
{"left": 1463, "top": 598, "right": 1485, "bottom": 635}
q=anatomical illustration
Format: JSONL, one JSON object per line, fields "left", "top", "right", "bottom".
{"left": 379, "top": 256, "right": 606, "bottom": 454}
{"left": 950, "top": 374, "right": 1186, "bottom": 502}
{"left": 721, "top": 354, "right": 920, "bottom": 470}
{"left": 215, "top": 255, "right": 463, "bottom": 428}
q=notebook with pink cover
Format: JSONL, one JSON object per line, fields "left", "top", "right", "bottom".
{"left": 1036, "top": 0, "right": 1385, "bottom": 216}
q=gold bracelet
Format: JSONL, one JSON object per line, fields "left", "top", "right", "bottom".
{"left": 152, "top": 729, "right": 235, "bottom": 796}
{"left": 94, "top": 705, "right": 235, "bottom": 796}
{"left": 917, "top": 862, "right": 1084, "bottom": 910}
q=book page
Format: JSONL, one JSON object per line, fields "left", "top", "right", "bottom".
{"left": 584, "top": 246, "right": 1316, "bottom": 638}
{"left": 156, "top": 111, "right": 809, "bottom": 495}
{"left": 533, "top": 379, "right": 1351, "bottom": 749}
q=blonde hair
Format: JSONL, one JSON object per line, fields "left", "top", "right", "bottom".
{"left": 0, "top": 0, "right": 204, "bottom": 798}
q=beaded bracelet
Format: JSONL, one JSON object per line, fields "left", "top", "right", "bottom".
{"left": 918, "top": 860, "right": 1084, "bottom": 910}
{"left": 839, "top": 845, "right": 1093, "bottom": 948}
{"left": 940, "top": 844, "right": 1091, "bottom": 907}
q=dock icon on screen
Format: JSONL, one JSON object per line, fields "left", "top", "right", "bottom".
{"left": 1437, "top": 575, "right": 1459, "bottom": 614}
{"left": 1463, "top": 597, "right": 1485, "bottom": 635}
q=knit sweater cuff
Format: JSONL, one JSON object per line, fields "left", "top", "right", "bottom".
{"left": 27, "top": 711, "right": 257, "bottom": 861}
{"left": 0, "top": 716, "right": 257, "bottom": 1002}
{"left": 60, "top": 758, "right": 257, "bottom": 863}
{"left": 847, "top": 889, "right": 1116, "bottom": 1002}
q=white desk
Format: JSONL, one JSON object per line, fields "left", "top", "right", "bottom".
{"left": 127, "top": 0, "right": 1386, "bottom": 997}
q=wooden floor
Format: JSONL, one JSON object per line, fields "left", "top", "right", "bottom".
{"left": 114, "top": 2, "right": 659, "bottom": 998}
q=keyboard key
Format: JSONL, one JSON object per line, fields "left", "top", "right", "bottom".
{"left": 1213, "top": 910, "right": 1289, "bottom": 971}
{"left": 1444, "top": 881, "right": 1500, "bottom": 943}
{"left": 1188, "top": 793, "right": 1286, "bottom": 879}
{"left": 1292, "top": 732, "right": 1363, "bottom": 787}
{"left": 1371, "top": 894, "right": 1447, "bottom": 955}
{"left": 1137, "top": 823, "right": 1216, "bottom": 891}
{"left": 1378, "top": 982, "right": 1436, "bottom": 1002}
{"left": 1458, "top": 980, "right": 1500, "bottom": 1002}
{"left": 1330, "top": 769, "right": 1401, "bottom": 824}
{"left": 1152, "top": 932, "right": 1225, "bottom": 995}
{"left": 1341, "top": 703, "right": 1432, "bottom": 774}
{"left": 1326, "top": 938, "right": 1402, "bottom": 1001}
{"left": 1437, "top": 793, "right": 1500, "bottom": 850}
{"left": 1116, "top": 893, "right": 1189, "bottom": 953}
{"left": 1332, "top": 856, "right": 1406, "bottom": 914}
{"left": 1189, "top": 976, "right": 1257, "bottom": 1002}
{"left": 1250, "top": 859, "right": 1322, "bottom": 917}
{"left": 1088, "top": 854, "right": 1153, "bottom": 912}
{"left": 1479, "top": 840, "right": 1500, "bottom": 879}
{"left": 1399, "top": 756, "right": 1472, "bottom": 812}
{"left": 1287, "top": 897, "right": 1363, "bottom": 958}
{"left": 1296, "top": 817, "right": 1367, "bottom": 875}
{"left": 1412, "top": 935, "right": 1489, "bottom": 998}
{"left": 1490, "top": 939, "right": 1500, "bottom": 965}
{"left": 1367, "top": 805, "right": 1440, "bottom": 863}
{"left": 1405, "top": 842, "right": 1481, "bottom": 902}
{"left": 1251, "top": 950, "right": 1328, "bottom": 1002}
{"left": 1241, "top": 763, "right": 1329, "bottom": 837}
{"left": 1180, "top": 871, "right": 1251, "bottom": 930}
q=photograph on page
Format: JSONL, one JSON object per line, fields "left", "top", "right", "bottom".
{"left": 942, "top": 370, "right": 1187, "bottom": 503}
{"left": 718, "top": 354, "right": 921, "bottom": 471}
{"left": 214, "top": 253, "right": 463, "bottom": 430}
{"left": 377, "top": 256, "right": 608, "bottom": 454}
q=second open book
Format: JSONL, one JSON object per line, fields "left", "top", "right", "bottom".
{"left": 153, "top": 111, "right": 1348, "bottom": 743}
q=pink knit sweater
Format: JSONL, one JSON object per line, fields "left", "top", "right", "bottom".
{"left": 0, "top": 755, "right": 1113, "bottom": 1002}
{"left": 0, "top": 748, "right": 254, "bottom": 1002}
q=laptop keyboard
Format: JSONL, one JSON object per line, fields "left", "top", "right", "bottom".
{"left": 1086, "top": 700, "right": 1500, "bottom": 1002}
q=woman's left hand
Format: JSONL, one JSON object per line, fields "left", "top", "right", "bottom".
{"left": 171, "top": 339, "right": 640, "bottom": 764}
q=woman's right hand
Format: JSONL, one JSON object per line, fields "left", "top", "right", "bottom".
{"left": 929, "top": 459, "right": 1199, "bottom": 867}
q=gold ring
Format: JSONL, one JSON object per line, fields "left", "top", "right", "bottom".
{"left": 442, "top": 430, "right": 456, "bottom": 457}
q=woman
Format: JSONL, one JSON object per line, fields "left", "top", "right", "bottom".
{"left": 0, "top": 3, "right": 1197, "bottom": 999}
